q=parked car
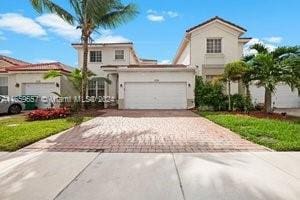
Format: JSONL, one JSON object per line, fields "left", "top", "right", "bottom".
{"left": 0, "top": 95, "right": 25, "bottom": 114}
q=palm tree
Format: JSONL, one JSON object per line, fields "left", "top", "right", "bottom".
{"left": 223, "top": 61, "right": 248, "bottom": 110}
{"left": 44, "top": 69, "right": 111, "bottom": 96}
{"left": 31, "top": 0, "right": 138, "bottom": 109}
{"left": 247, "top": 45, "right": 300, "bottom": 113}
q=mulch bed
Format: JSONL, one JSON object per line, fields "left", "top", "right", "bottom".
{"left": 230, "top": 111, "right": 299, "bottom": 122}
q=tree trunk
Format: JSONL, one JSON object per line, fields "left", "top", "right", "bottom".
{"left": 228, "top": 81, "right": 231, "bottom": 111}
{"left": 264, "top": 87, "right": 272, "bottom": 113}
{"left": 81, "top": 36, "right": 89, "bottom": 110}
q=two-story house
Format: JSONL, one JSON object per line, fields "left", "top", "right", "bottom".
{"left": 173, "top": 16, "right": 251, "bottom": 94}
{"left": 73, "top": 17, "right": 299, "bottom": 109}
{"left": 72, "top": 42, "right": 196, "bottom": 109}
{"left": 173, "top": 16, "right": 299, "bottom": 108}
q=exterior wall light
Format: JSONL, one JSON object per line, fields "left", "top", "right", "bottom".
{"left": 15, "top": 83, "right": 20, "bottom": 88}
{"left": 188, "top": 83, "right": 191, "bottom": 87}
{"left": 120, "top": 83, "right": 123, "bottom": 87}
{"left": 56, "top": 83, "right": 60, "bottom": 87}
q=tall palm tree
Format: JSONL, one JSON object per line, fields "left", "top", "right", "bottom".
{"left": 31, "top": 0, "right": 138, "bottom": 109}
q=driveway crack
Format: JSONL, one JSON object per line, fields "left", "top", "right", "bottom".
{"left": 172, "top": 153, "right": 186, "bottom": 200}
{"left": 53, "top": 152, "right": 102, "bottom": 200}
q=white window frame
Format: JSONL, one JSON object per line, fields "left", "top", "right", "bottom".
{"left": 0, "top": 77, "right": 8, "bottom": 95}
{"left": 88, "top": 79, "right": 105, "bottom": 97}
{"left": 115, "top": 50, "right": 125, "bottom": 60}
{"left": 89, "top": 51, "right": 102, "bottom": 63}
{"left": 206, "top": 38, "right": 222, "bottom": 53}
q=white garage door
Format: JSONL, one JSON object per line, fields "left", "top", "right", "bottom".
{"left": 273, "top": 84, "right": 299, "bottom": 108}
{"left": 124, "top": 82, "right": 187, "bottom": 109}
{"left": 23, "top": 83, "right": 57, "bottom": 108}
{"left": 250, "top": 83, "right": 300, "bottom": 108}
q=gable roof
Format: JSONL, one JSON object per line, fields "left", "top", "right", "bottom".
{"left": 186, "top": 16, "right": 247, "bottom": 33}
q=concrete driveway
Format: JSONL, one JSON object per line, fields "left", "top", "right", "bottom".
{"left": 0, "top": 152, "right": 299, "bottom": 200}
{"left": 24, "top": 110, "right": 267, "bottom": 153}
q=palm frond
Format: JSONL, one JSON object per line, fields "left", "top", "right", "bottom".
{"left": 30, "top": 0, "right": 74, "bottom": 24}
{"left": 43, "top": 70, "right": 62, "bottom": 79}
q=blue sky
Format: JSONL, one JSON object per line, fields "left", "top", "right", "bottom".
{"left": 0, "top": 0, "right": 299, "bottom": 66}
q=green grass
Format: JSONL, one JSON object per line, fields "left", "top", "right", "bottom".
{"left": 199, "top": 112, "right": 300, "bottom": 151}
{"left": 0, "top": 116, "right": 90, "bottom": 151}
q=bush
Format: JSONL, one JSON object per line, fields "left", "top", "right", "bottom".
{"left": 27, "top": 108, "right": 71, "bottom": 121}
{"left": 195, "top": 76, "right": 253, "bottom": 111}
{"left": 231, "top": 94, "right": 253, "bottom": 111}
{"left": 195, "top": 76, "right": 228, "bottom": 111}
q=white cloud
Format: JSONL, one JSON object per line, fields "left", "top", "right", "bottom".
{"left": 159, "top": 59, "right": 171, "bottom": 64}
{"left": 146, "top": 9, "right": 179, "bottom": 22}
{"left": 0, "top": 49, "right": 12, "bottom": 55}
{"left": 0, "top": 13, "right": 46, "bottom": 37}
{"left": 164, "top": 11, "right": 179, "bottom": 18}
{"left": 263, "top": 36, "right": 282, "bottom": 44}
{"left": 36, "top": 14, "right": 80, "bottom": 41}
{"left": 35, "top": 59, "right": 58, "bottom": 63}
{"left": 147, "top": 14, "right": 165, "bottom": 22}
{"left": 243, "top": 38, "right": 277, "bottom": 56}
{"left": 94, "top": 30, "right": 130, "bottom": 43}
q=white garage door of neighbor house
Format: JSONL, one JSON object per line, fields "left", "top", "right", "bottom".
{"left": 124, "top": 82, "right": 187, "bottom": 109}
{"left": 250, "top": 84, "right": 300, "bottom": 108}
{"left": 23, "top": 83, "right": 57, "bottom": 108}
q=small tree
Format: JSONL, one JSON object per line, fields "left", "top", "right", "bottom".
{"left": 223, "top": 61, "right": 248, "bottom": 111}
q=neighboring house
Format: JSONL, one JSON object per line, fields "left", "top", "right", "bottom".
{"left": 0, "top": 55, "right": 77, "bottom": 108}
{"left": 173, "top": 16, "right": 299, "bottom": 108}
{"left": 72, "top": 42, "right": 195, "bottom": 109}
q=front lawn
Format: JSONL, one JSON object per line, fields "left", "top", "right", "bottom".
{"left": 199, "top": 112, "right": 300, "bottom": 151}
{"left": 0, "top": 115, "right": 86, "bottom": 151}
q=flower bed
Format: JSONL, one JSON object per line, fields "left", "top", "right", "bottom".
{"left": 27, "top": 108, "right": 71, "bottom": 121}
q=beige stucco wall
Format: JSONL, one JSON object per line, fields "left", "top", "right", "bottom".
{"left": 76, "top": 45, "right": 137, "bottom": 76}
{"left": 60, "top": 75, "right": 79, "bottom": 97}
{"left": 176, "top": 43, "right": 190, "bottom": 65}
{"left": 175, "top": 21, "right": 244, "bottom": 75}
{"left": 118, "top": 70, "right": 195, "bottom": 108}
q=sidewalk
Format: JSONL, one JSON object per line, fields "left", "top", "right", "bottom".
{"left": 0, "top": 152, "right": 299, "bottom": 200}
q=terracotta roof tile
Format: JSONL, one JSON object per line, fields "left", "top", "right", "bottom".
{"left": 7, "top": 62, "right": 72, "bottom": 72}
{"left": 0, "top": 55, "right": 31, "bottom": 66}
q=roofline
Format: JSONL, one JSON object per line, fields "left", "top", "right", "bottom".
{"left": 186, "top": 16, "right": 247, "bottom": 33}
{"left": 72, "top": 42, "right": 133, "bottom": 47}
{"left": 6, "top": 62, "right": 72, "bottom": 73}
{"left": 0, "top": 55, "right": 31, "bottom": 66}
{"left": 140, "top": 58, "right": 157, "bottom": 62}
{"left": 173, "top": 33, "right": 190, "bottom": 64}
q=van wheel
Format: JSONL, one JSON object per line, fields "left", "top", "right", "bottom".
{"left": 8, "top": 104, "right": 21, "bottom": 114}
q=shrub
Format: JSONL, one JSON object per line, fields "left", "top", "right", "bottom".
{"left": 195, "top": 76, "right": 228, "bottom": 110}
{"left": 231, "top": 94, "right": 254, "bottom": 111}
{"left": 27, "top": 108, "right": 71, "bottom": 121}
{"left": 66, "top": 116, "right": 84, "bottom": 125}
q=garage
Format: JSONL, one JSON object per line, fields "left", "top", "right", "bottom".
{"left": 124, "top": 82, "right": 187, "bottom": 109}
{"left": 250, "top": 83, "right": 300, "bottom": 108}
{"left": 116, "top": 65, "right": 195, "bottom": 110}
{"left": 23, "top": 83, "right": 58, "bottom": 108}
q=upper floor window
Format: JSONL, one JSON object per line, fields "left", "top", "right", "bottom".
{"left": 115, "top": 50, "right": 124, "bottom": 60}
{"left": 0, "top": 77, "right": 8, "bottom": 95}
{"left": 206, "top": 38, "right": 222, "bottom": 53}
{"left": 90, "top": 51, "right": 102, "bottom": 62}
